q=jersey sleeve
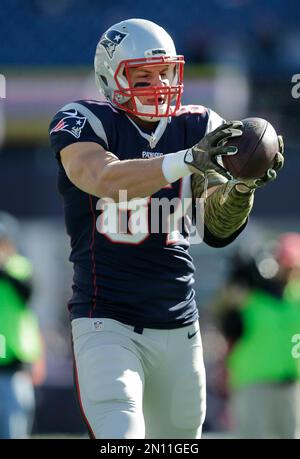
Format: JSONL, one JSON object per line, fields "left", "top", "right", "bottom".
{"left": 177, "top": 105, "right": 226, "bottom": 148}
{"left": 49, "top": 101, "right": 111, "bottom": 158}
{"left": 204, "top": 108, "right": 225, "bottom": 135}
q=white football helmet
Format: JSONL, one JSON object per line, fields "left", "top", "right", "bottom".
{"left": 94, "top": 18, "right": 185, "bottom": 120}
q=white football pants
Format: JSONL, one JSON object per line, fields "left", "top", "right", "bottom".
{"left": 71, "top": 317, "right": 206, "bottom": 439}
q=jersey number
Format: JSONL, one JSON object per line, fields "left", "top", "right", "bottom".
{"left": 95, "top": 181, "right": 191, "bottom": 245}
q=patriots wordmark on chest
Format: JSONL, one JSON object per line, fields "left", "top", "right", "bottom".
{"left": 142, "top": 151, "right": 163, "bottom": 158}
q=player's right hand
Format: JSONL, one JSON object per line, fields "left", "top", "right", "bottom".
{"left": 183, "top": 121, "right": 243, "bottom": 179}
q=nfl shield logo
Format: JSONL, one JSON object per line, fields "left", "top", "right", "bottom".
{"left": 93, "top": 320, "right": 103, "bottom": 331}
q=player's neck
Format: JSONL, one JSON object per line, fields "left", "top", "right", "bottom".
{"left": 127, "top": 113, "right": 159, "bottom": 133}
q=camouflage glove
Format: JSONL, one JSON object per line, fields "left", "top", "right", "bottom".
{"left": 184, "top": 121, "right": 243, "bottom": 179}
{"left": 228, "top": 135, "right": 284, "bottom": 193}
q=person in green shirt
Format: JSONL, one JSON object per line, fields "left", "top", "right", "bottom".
{"left": 0, "top": 213, "right": 42, "bottom": 439}
{"left": 215, "top": 233, "right": 300, "bottom": 439}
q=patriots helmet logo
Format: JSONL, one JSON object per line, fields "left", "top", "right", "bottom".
{"left": 100, "top": 29, "right": 128, "bottom": 59}
{"left": 50, "top": 110, "right": 87, "bottom": 139}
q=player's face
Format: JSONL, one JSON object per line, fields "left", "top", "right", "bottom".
{"left": 125, "top": 64, "right": 173, "bottom": 107}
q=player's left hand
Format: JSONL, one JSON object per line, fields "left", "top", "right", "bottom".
{"left": 230, "top": 135, "right": 284, "bottom": 192}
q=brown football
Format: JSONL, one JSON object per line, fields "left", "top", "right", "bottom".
{"left": 222, "top": 117, "right": 279, "bottom": 178}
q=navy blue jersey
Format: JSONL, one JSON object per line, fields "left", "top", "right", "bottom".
{"left": 49, "top": 100, "right": 239, "bottom": 328}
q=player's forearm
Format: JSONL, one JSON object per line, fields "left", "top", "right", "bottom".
{"left": 97, "top": 156, "right": 169, "bottom": 201}
{"left": 204, "top": 184, "right": 254, "bottom": 238}
{"left": 97, "top": 149, "right": 192, "bottom": 201}
{"left": 63, "top": 143, "right": 192, "bottom": 201}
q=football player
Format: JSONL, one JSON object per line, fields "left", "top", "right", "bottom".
{"left": 49, "top": 18, "right": 284, "bottom": 439}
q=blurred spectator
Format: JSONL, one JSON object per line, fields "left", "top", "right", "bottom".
{"left": 0, "top": 212, "right": 43, "bottom": 439}
{"left": 214, "top": 233, "right": 300, "bottom": 438}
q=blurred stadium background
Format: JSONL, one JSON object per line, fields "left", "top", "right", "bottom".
{"left": 0, "top": 0, "right": 300, "bottom": 438}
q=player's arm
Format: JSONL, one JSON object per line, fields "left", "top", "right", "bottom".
{"left": 191, "top": 172, "right": 253, "bottom": 242}
{"left": 60, "top": 141, "right": 169, "bottom": 201}
{"left": 60, "top": 121, "right": 245, "bottom": 201}
{"left": 203, "top": 182, "right": 254, "bottom": 240}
